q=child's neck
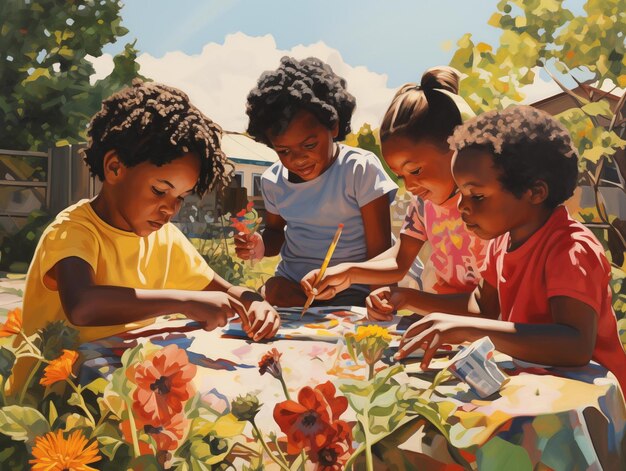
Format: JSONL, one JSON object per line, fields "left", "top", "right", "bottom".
{"left": 508, "top": 206, "right": 555, "bottom": 252}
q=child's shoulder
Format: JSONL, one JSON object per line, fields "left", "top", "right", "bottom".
{"left": 45, "top": 199, "right": 96, "bottom": 232}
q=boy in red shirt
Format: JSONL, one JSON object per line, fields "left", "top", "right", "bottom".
{"left": 383, "top": 105, "right": 626, "bottom": 394}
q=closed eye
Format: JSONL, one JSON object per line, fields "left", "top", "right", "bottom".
{"left": 303, "top": 142, "right": 318, "bottom": 150}
{"left": 152, "top": 187, "right": 166, "bottom": 196}
{"left": 277, "top": 149, "right": 289, "bottom": 157}
{"left": 471, "top": 194, "right": 484, "bottom": 201}
{"left": 410, "top": 168, "right": 422, "bottom": 176}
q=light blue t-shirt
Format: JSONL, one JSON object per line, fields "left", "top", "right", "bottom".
{"left": 261, "top": 144, "right": 398, "bottom": 288}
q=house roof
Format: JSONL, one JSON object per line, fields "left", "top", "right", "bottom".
{"left": 531, "top": 83, "right": 624, "bottom": 109}
{"left": 222, "top": 133, "right": 278, "bottom": 167}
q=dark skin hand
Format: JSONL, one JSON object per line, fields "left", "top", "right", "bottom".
{"left": 53, "top": 256, "right": 280, "bottom": 340}
{"left": 395, "top": 280, "right": 597, "bottom": 371}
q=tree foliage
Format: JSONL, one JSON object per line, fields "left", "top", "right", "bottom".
{"left": 0, "top": 0, "right": 146, "bottom": 151}
{"left": 449, "top": 0, "right": 626, "bottom": 270}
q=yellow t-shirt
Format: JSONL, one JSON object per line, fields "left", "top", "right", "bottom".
{"left": 22, "top": 199, "right": 215, "bottom": 343}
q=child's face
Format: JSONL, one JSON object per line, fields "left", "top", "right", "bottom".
{"left": 110, "top": 152, "right": 200, "bottom": 237}
{"left": 382, "top": 136, "right": 457, "bottom": 205}
{"left": 266, "top": 109, "right": 339, "bottom": 181}
{"left": 452, "top": 148, "right": 535, "bottom": 240}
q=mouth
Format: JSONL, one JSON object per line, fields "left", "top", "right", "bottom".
{"left": 295, "top": 164, "right": 316, "bottom": 178}
{"left": 410, "top": 187, "right": 431, "bottom": 200}
{"left": 463, "top": 219, "right": 479, "bottom": 230}
{"left": 148, "top": 221, "right": 166, "bottom": 230}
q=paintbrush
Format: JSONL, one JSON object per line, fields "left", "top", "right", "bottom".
{"left": 301, "top": 223, "right": 344, "bottom": 318}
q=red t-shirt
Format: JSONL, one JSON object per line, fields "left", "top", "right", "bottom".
{"left": 481, "top": 206, "right": 626, "bottom": 393}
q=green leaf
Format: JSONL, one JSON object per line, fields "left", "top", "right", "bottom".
{"left": 581, "top": 100, "right": 613, "bottom": 117}
{"left": 476, "top": 436, "right": 533, "bottom": 471}
{"left": 47, "top": 401, "right": 58, "bottom": 426}
{"left": 0, "top": 347, "right": 16, "bottom": 379}
{"left": 0, "top": 406, "right": 50, "bottom": 447}
{"left": 97, "top": 435, "right": 126, "bottom": 460}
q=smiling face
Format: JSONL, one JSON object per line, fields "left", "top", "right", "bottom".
{"left": 266, "top": 109, "right": 339, "bottom": 181}
{"left": 382, "top": 136, "right": 456, "bottom": 205}
{"left": 452, "top": 147, "right": 542, "bottom": 242}
{"left": 103, "top": 151, "right": 201, "bottom": 237}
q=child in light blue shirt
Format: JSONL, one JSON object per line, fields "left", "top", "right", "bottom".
{"left": 234, "top": 57, "right": 397, "bottom": 307}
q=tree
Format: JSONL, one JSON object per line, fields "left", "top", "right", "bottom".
{"left": 0, "top": 0, "right": 146, "bottom": 151}
{"left": 448, "top": 0, "right": 626, "bottom": 316}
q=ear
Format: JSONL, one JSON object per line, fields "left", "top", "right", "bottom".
{"left": 527, "top": 179, "right": 549, "bottom": 205}
{"left": 331, "top": 121, "right": 340, "bottom": 139}
{"left": 103, "top": 150, "right": 124, "bottom": 184}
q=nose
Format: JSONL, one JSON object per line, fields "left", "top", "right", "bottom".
{"left": 160, "top": 198, "right": 179, "bottom": 217}
{"left": 457, "top": 193, "right": 470, "bottom": 215}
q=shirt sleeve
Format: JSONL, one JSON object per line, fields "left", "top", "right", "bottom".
{"left": 479, "top": 239, "right": 499, "bottom": 289}
{"left": 166, "top": 226, "right": 215, "bottom": 290}
{"left": 544, "top": 238, "right": 609, "bottom": 313}
{"left": 260, "top": 171, "right": 280, "bottom": 215}
{"left": 400, "top": 197, "right": 427, "bottom": 241}
{"left": 349, "top": 152, "right": 398, "bottom": 207}
{"left": 38, "top": 222, "right": 100, "bottom": 290}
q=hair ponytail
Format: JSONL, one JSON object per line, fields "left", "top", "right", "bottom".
{"left": 380, "top": 66, "right": 463, "bottom": 148}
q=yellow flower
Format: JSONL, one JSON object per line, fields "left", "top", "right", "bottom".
{"left": 40, "top": 350, "right": 79, "bottom": 386}
{"left": 0, "top": 307, "right": 22, "bottom": 337}
{"left": 29, "top": 429, "right": 101, "bottom": 470}
{"left": 355, "top": 325, "right": 391, "bottom": 342}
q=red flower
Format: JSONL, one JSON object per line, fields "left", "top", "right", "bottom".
{"left": 309, "top": 420, "right": 353, "bottom": 471}
{"left": 130, "top": 344, "right": 197, "bottom": 424}
{"left": 273, "top": 381, "right": 348, "bottom": 454}
{"left": 258, "top": 348, "right": 283, "bottom": 379}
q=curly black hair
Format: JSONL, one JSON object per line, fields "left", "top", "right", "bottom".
{"left": 449, "top": 105, "right": 579, "bottom": 208}
{"left": 246, "top": 56, "right": 356, "bottom": 146}
{"left": 82, "top": 79, "right": 233, "bottom": 195}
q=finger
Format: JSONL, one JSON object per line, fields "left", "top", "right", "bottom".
{"left": 420, "top": 332, "right": 442, "bottom": 369}
{"left": 269, "top": 315, "right": 280, "bottom": 338}
{"left": 313, "top": 286, "right": 335, "bottom": 301}
{"left": 399, "top": 318, "right": 431, "bottom": 346}
{"left": 368, "top": 309, "right": 394, "bottom": 322}
{"left": 300, "top": 271, "right": 319, "bottom": 293}
{"left": 229, "top": 297, "right": 250, "bottom": 331}
{"left": 369, "top": 293, "right": 393, "bottom": 313}
{"left": 234, "top": 249, "right": 252, "bottom": 260}
{"left": 395, "top": 327, "right": 434, "bottom": 360}
{"left": 252, "top": 313, "right": 275, "bottom": 341}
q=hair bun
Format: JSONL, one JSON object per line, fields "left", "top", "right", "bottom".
{"left": 420, "top": 66, "right": 460, "bottom": 94}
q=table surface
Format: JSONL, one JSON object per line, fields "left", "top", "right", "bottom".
{"left": 80, "top": 308, "right": 626, "bottom": 471}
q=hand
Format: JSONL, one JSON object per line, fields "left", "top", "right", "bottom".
{"left": 300, "top": 263, "right": 352, "bottom": 301}
{"left": 234, "top": 232, "right": 264, "bottom": 261}
{"left": 366, "top": 286, "right": 407, "bottom": 321}
{"left": 183, "top": 291, "right": 251, "bottom": 332}
{"left": 246, "top": 300, "right": 281, "bottom": 341}
{"left": 395, "top": 312, "right": 474, "bottom": 367}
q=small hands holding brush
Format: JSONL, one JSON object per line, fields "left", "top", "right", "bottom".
{"left": 299, "top": 223, "right": 343, "bottom": 317}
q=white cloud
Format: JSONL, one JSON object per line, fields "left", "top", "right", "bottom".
{"left": 88, "top": 33, "right": 395, "bottom": 133}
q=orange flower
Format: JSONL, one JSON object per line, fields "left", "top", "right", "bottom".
{"left": 273, "top": 381, "right": 348, "bottom": 454}
{"left": 132, "top": 344, "right": 197, "bottom": 424}
{"left": 40, "top": 350, "right": 79, "bottom": 386}
{"left": 29, "top": 429, "right": 101, "bottom": 470}
{"left": 258, "top": 348, "right": 283, "bottom": 379}
{"left": 0, "top": 307, "right": 22, "bottom": 337}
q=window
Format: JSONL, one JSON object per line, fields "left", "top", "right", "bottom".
{"left": 232, "top": 172, "right": 244, "bottom": 188}
{"left": 252, "top": 173, "right": 262, "bottom": 197}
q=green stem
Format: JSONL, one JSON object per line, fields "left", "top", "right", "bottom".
{"left": 269, "top": 434, "right": 290, "bottom": 467}
{"left": 368, "top": 362, "right": 375, "bottom": 381}
{"left": 124, "top": 398, "right": 141, "bottom": 458}
{"left": 67, "top": 380, "right": 96, "bottom": 427}
{"left": 251, "top": 421, "right": 291, "bottom": 471}
{"left": 0, "top": 376, "right": 6, "bottom": 406}
{"left": 344, "top": 444, "right": 366, "bottom": 470}
{"left": 278, "top": 376, "right": 291, "bottom": 401}
{"left": 19, "top": 359, "right": 42, "bottom": 404}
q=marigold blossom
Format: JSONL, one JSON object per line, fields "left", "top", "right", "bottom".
{"left": 29, "top": 429, "right": 101, "bottom": 471}
{"left": 40, "top": 349, "right": 79, "bottom": 386}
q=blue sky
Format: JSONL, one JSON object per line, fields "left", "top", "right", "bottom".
{"left": 105, "top": 0, "right": 502, "bottom": 87}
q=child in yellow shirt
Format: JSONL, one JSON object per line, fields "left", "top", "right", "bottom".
{"left": 21, "top": 80, "right": 280, "bottom": 349}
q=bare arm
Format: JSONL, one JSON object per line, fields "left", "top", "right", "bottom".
{"left": 361, "top": 195, "right": 393, "bottom": 260}
{"left": 260, "top": 211, "right": 286, "bottom": 257}
{"left": 397, "top": 296, "right": 596, "bottom": 368}
{"left": 54, "top": 257, "right": 244, "bottom": 329}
